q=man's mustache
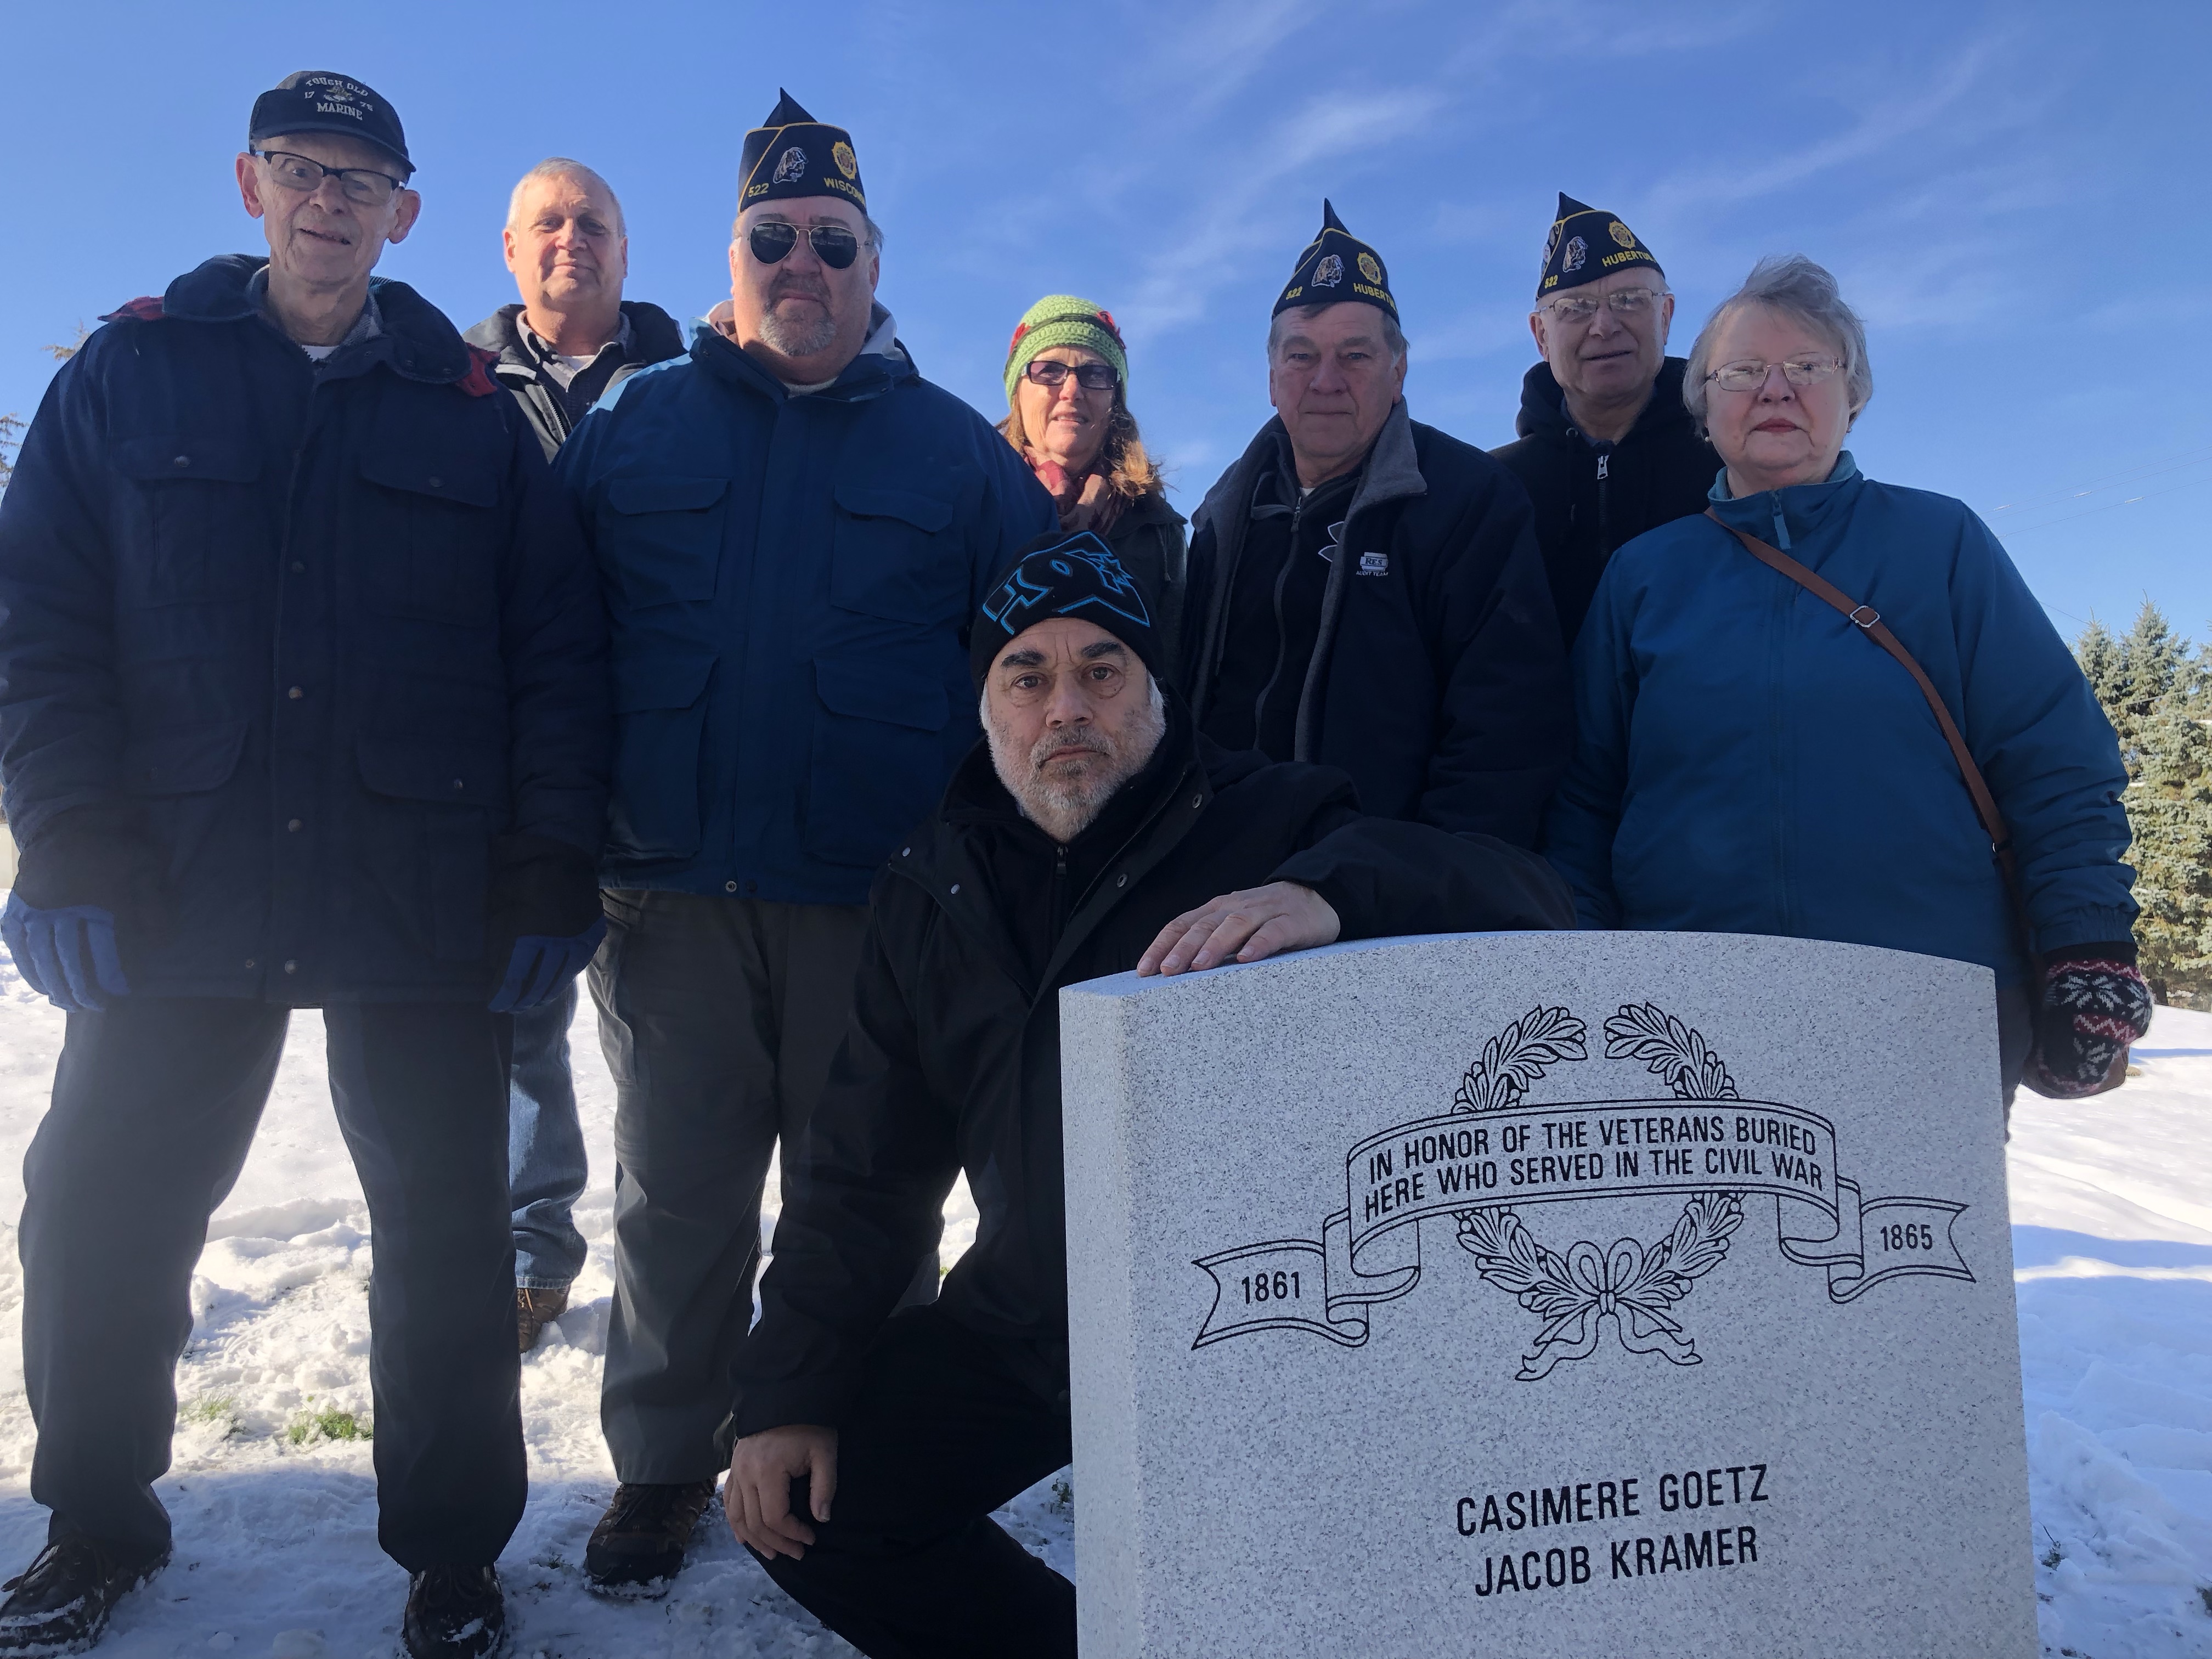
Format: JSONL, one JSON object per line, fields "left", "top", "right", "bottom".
{"left": 1031, "top": 729, "right": 1113, "bottom": 772}
{"left": 768, "top": 273, "right": 833, "bottom": 307}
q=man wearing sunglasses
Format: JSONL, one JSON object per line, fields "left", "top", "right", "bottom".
{"left": 556, "top": 89, "right": 1054, "bottom": 1597}
{"left": 0, "top": 71, "right": 608, "bottom": 1658}
{"left": 1491, "top": 194, "right": 1719, "bottom": 646}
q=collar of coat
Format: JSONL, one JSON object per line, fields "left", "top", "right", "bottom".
{"left": 462, "top": 299, "right": 687, "bottom": 381}
{"left": 1193, "top": 397, "right": 1426, "bottom": 546}
{"left": 1512, "top": 354, "right": 1696, "bottom": 446}
{"left": 891, "top": 702, "right": 1257, "bottom": 1001}
{"left": 1186, "top": 400, "right": 1426, "bottom": 757}
{"left": 688, "top": 301, "right": 917, "bottom": 405}
{"left": 105, "top": 254, "right": 495, "bottom": 393}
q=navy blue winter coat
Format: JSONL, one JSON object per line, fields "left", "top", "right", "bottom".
{"left": 1543, "top": 455, "right": 2135, "bottom": 986}
{"left": 0, "top": 255, "right": 610, "bottom": 1003}
{"left": 558, "top": 314, "right": 1056, "bottom": 904}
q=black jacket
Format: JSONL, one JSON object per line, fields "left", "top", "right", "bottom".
{"left": 731, "top": 707, "right": 1575, "bottom": 1432}
{"left": 462, "top": 300, "right": 686, "bottom": 461}
{"left": 1489, "top": 356, "right": 1718, "bottom": 646}
{"left": 1183, "top": 402, "right": 1570, "bottom": 847}
{"left": 0, "top": 256, "right": 610, "bottom": 1002}
{"left": 1100, "top": 489, "right": 1190, "bottom": 684}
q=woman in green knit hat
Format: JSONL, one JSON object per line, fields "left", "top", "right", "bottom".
{"left": 999, "top": 294, "right": 1190, "bottom": 674}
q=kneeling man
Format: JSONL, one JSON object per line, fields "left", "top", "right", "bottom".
{"left": 723, "top": 532, "right": 1575, "bottom": 1657}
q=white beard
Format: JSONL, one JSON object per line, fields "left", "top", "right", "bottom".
{"left": 985, "top": 680, "right": 1167, "bottom": 844}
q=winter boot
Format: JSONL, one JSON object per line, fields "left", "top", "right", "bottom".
{"left": 516, "top": 1286, "right": 569, "bottom": 1352}
{"left": 583, "top": 1481, "right": 716, "bottom": 1596}
{"left": 0, "top": 1536, "right": 168, "bottom": 1654}
{"left": 402, "top": 1565, "right": 507, "bottom": 1659}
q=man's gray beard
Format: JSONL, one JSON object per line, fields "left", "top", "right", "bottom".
{"left": 759, "top": 296, "right": 839, "bottom": 360}
{"left": 985, "top": 682, "right": 1167, "bottom": 844}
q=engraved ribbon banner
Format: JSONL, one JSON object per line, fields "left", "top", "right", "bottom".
{"left": 1192, "top": 1097, "right": 1970, "bottom": 1349}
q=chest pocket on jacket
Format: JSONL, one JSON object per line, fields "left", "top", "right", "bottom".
{"left": 358, "top": 452, "right": 502, "bottom": 624}
{"left": 111, "top": 436, "right": 262, "bottom": 606}
{"left": 601, "top": 476, "right": 727, "bottom": 610}
{"left": 831, "top": 483, "right": 965, "bottom": 627}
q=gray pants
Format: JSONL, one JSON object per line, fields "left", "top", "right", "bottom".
{"left": 590, "top": 890, "right": 934, "bottom": 1483}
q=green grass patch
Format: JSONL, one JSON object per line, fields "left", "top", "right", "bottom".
{"left": 287, "top": 1406, "right": 371, "bottom": 1445}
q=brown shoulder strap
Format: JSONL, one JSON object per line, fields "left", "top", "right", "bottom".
{"left": 1701, "top": 510, "right": 2024, "bottom": 903}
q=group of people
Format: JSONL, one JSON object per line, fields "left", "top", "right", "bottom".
{"left": 0, "top": 66, "right": 2148, "bottom": 1659}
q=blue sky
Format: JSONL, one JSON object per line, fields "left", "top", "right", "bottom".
{"left": 3, "top": 0, "right": 2205, "bottom": 643}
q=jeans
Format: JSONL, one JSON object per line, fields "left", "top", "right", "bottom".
{"left": 20, "top": 997, "right": 526, "bottom": 1571}
{"left": 509, "top": 980, "right": 588, "bottom": 1289}
{"left": 752, "top": 1306, "right": 1075, "bottom": 1659}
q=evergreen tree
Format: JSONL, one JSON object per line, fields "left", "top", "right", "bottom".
{"left": 2078, "top": 602, "right": 2212, "bottom": 1008}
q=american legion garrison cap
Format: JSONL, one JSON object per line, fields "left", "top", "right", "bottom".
{"left": 740, "top": 90, "right": 866, "bottom": 211}
{"left": 1274, "top": 200, "right": 1397, "bottom": 321}
{"left": 249, "top": 70, "right": 411, "bottom": 173}
{"left": 1538, "top": 193, "right": 1660, "bottom": 298}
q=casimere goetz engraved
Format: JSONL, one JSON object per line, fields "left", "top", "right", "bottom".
{"left": 1192, "top": 1002, "right": 1973, "bottom": 1373}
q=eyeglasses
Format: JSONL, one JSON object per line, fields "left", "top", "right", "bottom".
{"left": 747, "top": 221, "right": 862, "bottom": 270}
{"left": 1022, "top": 359, "right": 1118, "bottom": 392}
{"left": 252, "top": 149, "right": 405, "bottom": 207}
{"left": 1704, "top": 355, "right": 1844, "bottom": 393}
{"left": 1539, "top": 287, "right": 1669, "bottom": 324}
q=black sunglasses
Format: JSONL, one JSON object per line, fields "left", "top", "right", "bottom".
{"left": 1023, "top": 359, "right": 1118, "bottom": 392}
{"left": 747, "top": 221, "right": 862, "bottom": 270}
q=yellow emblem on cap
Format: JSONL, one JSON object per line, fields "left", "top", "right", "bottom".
{"left": 1357, "top": 252, "right": 1382, "bottom": 284}
{"left": 833, "top": 141, "right": 857, "bottom": 180}
{"left": 1609, "top": 220, "right": 1637, "bottom": 249}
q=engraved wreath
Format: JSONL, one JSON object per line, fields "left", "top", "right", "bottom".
{"left": 1189, "top": 1001, "right": 1974, "bottom": 1368}
{"left": 1451, "top": 1005, "right": 1745, "bottom": 1380}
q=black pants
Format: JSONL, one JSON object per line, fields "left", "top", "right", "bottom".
{"left": 19, "top": 998, "right": 524, "bottom": 1571}
{"left": 591, "top": 891, "right": 935, "bottom": 1484}
{"left": 754, "top": 1307, "right": 1075, "bottom": 1659}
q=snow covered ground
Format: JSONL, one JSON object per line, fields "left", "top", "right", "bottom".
{"left": 0, "top": 955, "right": 2200, "bottom": 1658}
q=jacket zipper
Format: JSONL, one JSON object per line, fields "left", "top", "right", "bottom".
{"left": 1254, "top": 489, "right": 1307, "bottom": 743}
{"left": 1595, "top": 448, "right": 1612, "bottom": 551}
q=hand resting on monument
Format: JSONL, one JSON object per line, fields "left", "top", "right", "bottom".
{"left": 1137, "top": 880, "right": 1340, "bottom": 977}
{"left": 725, "top": 1424, "right": 838, "bottom": 1561}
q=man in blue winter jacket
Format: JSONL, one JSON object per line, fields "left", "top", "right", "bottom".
{"left": 0, "top": 72, "right": 608, "bottom": 1659}
{"left": 556, "top": 90, "right": 1056, "bottom": 1594}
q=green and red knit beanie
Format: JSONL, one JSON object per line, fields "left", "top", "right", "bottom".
{"left": 1003, "top": 295, "right": 1128, "bottom": 404}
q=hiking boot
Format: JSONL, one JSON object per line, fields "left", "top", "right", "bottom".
{"left": 516, "top": 1285, "right": 569, "bottom": 1352}
{"left": 584, "top": 1481, "right": 716, "bottom": 1596}
{"left": 402, "top": 1565, "right": 507, "bottom": 1659}
{"left": 0, "top": 1536, "right": 167, "bottom": 1654}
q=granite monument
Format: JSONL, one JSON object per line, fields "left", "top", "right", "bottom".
{"left": 1060, "top": 930, "right": 2035, "bottom": 1658}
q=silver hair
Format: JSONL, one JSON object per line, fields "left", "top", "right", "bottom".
{"left": 1682, "top": 254, "right": 1873, "bottom": 432}
{"left": 1267, "top": 302, "right": 1408, "bottom": 366}
{"left": 507, "top": 158, "right": 626, "bottom": 238}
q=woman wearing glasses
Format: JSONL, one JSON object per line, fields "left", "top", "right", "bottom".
{"left": 999, "top": 295, "right": 1189, "bottom": 673}
{"left": 1544, "top": 255, "right": 2145, "bottom": 1109}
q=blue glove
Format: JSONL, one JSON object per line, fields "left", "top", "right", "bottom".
{"left": 489, "top": 916, "right": 606, "bottom": 1013}
{"left": 2, "top": 892, "right": 131, "bottom": 1012}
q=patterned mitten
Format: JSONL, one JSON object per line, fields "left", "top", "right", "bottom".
{"left": 2020, "top": 945, "right": 2152, "bottom": 1101}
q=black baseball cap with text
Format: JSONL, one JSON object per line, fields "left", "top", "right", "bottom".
{"left": 249, "top": 71, "right": 411, "bottom": 174}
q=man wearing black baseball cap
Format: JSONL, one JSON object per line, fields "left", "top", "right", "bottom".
{"left": 719, "top": 533, "right": 1572, "bottom": 1656}
{"left": 0, "top": 70, "right": 607, "bottom": 1658}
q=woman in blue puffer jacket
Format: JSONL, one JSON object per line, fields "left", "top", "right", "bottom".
{"left": 1543, "top": 255, "right": 2145, "bottom": 1108}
